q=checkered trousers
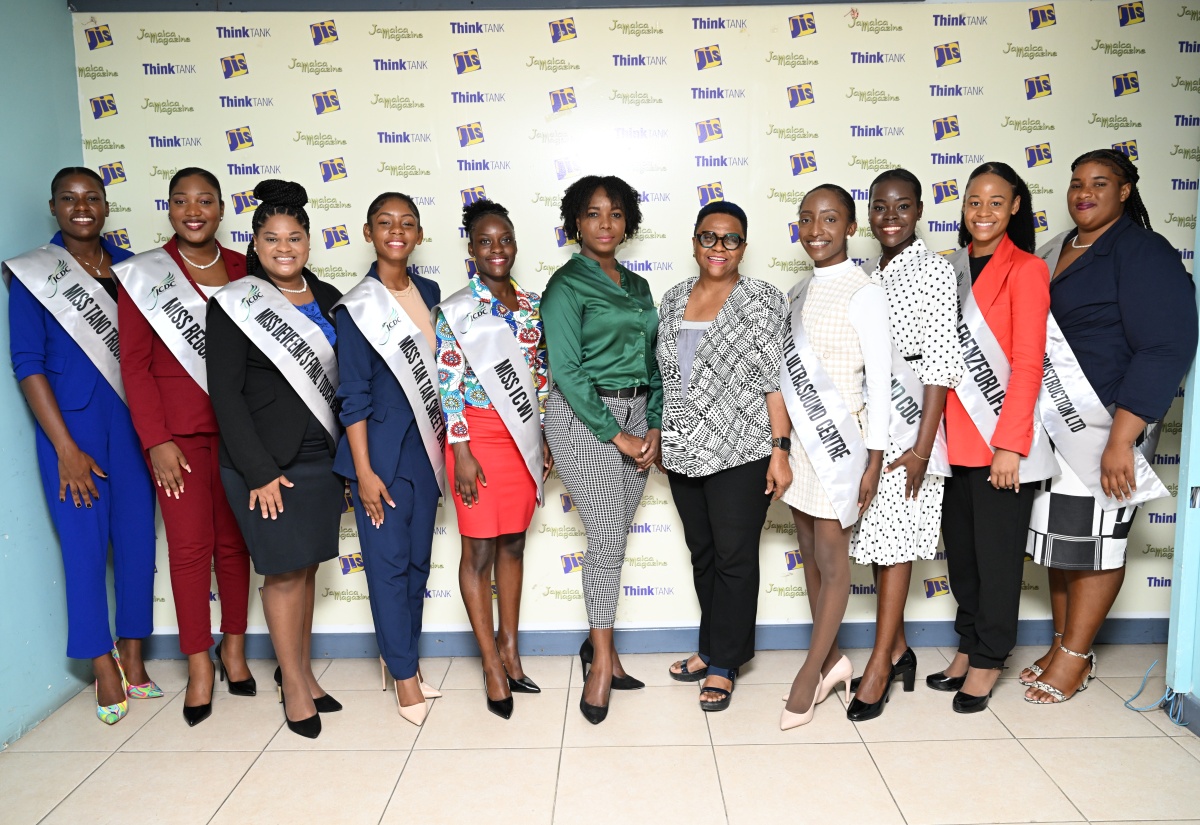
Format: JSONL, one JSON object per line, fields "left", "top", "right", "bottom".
{"left": 544, "top": 387, "right": 649, "bottom": 628}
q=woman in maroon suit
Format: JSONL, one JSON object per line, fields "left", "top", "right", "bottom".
{"left": 116, "top": 168, "right": 253, "bottom": 726}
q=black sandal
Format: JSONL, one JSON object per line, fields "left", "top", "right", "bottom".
{"left": 669, "top": 655, "right": 709, "bottom": 683}
{"left": 698, "top": 672, "right": 736, "bottom": 712}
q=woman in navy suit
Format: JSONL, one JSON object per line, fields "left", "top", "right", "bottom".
{"left": 6, "top": 167, "right": 157, "bottom": 725}
{"left": 333, "top": 192, "right": 443, "bottom": 726}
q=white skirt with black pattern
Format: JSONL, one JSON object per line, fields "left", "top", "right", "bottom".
{"left": 850, "top": 432, "right": 944, "bottom": 565}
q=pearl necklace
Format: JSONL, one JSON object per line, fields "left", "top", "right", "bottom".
{"left": 276, "top": 282, "right": 309, "bottom": 294}
{"left": 1070, "top": 235, "right": 1094, "bottom": 250}
{"left": 179, "top": 246, "right": 222, "bottom": 270}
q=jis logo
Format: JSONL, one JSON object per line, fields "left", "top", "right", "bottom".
{"left": 85, "top": 24, "right": 113, "bottom": 50}
{"left": 322, "top": 225, "right": 349, "bottom": 249}
{"left": 1028, "top": 4, "right": 1056, "bottom": 29}
{"left": 934, "top": 42, "right": 961, "bottom": 68}
{"left": 226, "top": 126, "right": 253, "bottom": 152}
{"left": 1118, "top": 2, "right": 1144, "bottom": 27}
{"left": 454, "top": 49, "right": 482, "bottom": 74}
{"left": 103, "top": 229, "right": 131, "bottom": 250}
{"left": 1033, "top": 210, "right": 1049, "bottom": 232}
{"left": 790, "top": 13, "right": 817, "bottom": 38}
{"left": 1026, "top": 142, "right": 1053, "bottom": 167}
{"left": 561, "top": 552, "right": 584, "bottom": 574}
{"left": 457, "top": 122, "right": 485, "bottom": 147}
{"left": 933, "top": 115, "right": 960, "bottom": 141}
{"left": 90, "top": 94, "right": 118, "bottom": 119}
{"left": 1112, "top": 139, "right": 1138, "bottom": 159}
{"left": 933, "top": 179, "right": 959, "bottom": 204}
{"left": 789, "top": 221, "right": 802, "bottom": 243}
{"left": 320, "top": 157, "right": 347, "bottom": 182}
{"left": 1025, "top": 74, "right": 1052, "bottom": 100}
{"left": 555, "top": 226, "right": 577, "bottom": 248}
{"left": 924, "top": 576, "right": 950, "bottom": 598}
{"left": 464, "top": 258, "right": 479, "bottom": 278}
{"left": 550, "top": 86, "right": 577, "bottom": 112}
{"left": 221, "top": 53, "right": 248, "bottom": 79}
{"left": 785, "top": 550, "right": 805, "bottom": 570}
{"left": 549, "top": 18, "right": 576, "bottom": 43}
{"left": 312, "top": 89, "right": 340, "bottom": 115}
{"left": 1112, "top": 71, "right": 1139, "bottom": 96}
{"left": 460, "top": 185, "right": 487, "bottom": 206}
{"left": 554, "top": 157, "right": 580, "bottom": 180}
{"left": 788, "top": 82, "right": 815, "bottom": 108}
{"left": 695, "top": 44, "right": 722, "bottom": 71}
{"left": 231, "top": 189, "right": 259, "bottom": 215}
{"left": 790, "top": 151, "right": 818, "bottom": 176}
{"left": 98, "top": 161, "right": 126, "bottom": 186}
{"left": 310, "top": 19, "right": 338, "bottom": 46}
{"left": 560, "top": 494, "right": 575, "bottom": 512}
{"left": 696, "top": 118, "right": 723, "bottom": 143}
{"left": 697, "top": 182, "right": 724, "bottom": 206}
{"left": 338, "top": 553, "right": 364, "bottom": 575}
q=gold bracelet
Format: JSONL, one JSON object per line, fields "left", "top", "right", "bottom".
{"left": 910, "top": 446, "right": 930, "bottom": 461}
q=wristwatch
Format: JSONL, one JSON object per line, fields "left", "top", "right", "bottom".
{"left": 772, "top": 437, "right": 791, "bottom": 452}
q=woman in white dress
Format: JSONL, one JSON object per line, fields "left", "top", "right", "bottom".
{"left": 847, "top": 169, "right": 964, "bottom": 721}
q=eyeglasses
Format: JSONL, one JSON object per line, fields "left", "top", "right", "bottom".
{"left": 694, "top": 231, "right": 744, "bottom": 250}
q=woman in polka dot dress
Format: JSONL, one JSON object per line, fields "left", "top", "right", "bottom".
{"left": 847, "top": 169, "right": 964, "bottom": 722}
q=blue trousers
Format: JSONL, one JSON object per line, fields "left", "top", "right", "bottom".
{"left": 35, "top": 384, "right": 156, "bottom": 660}
{"left": 350, "top": 476, "right": 438, "bottom": 680}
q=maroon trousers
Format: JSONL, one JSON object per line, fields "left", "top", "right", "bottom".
{"left": 153, "top": 432, "right": 251, "bottom": 654}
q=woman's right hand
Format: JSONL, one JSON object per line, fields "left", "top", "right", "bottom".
{"left": 612, "top": 431, "right": 645, "bottom": 461}
{"left": 249, "top": 474, "right": 293, "bottom": 520}
{"left": 57, "top": 443, "right": 106, "bottom": 508}
{"left": 149, "top": 441, "right": 191, "bottom": 499}
{"left": 358, "top": 468, "right": 395, "bottom": 528}
{"left": 453, "top": 443, "right": 487, "bottom": 508}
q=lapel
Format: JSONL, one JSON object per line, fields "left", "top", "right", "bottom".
{"left": 1042, "top": 214, "right": 1131, "bottom": 290}
{"left": 1036, "top": 230, "right": 1070, "bottom": 283}
{"left": 970, "top": 233, "right": 1018, "bottom": 317}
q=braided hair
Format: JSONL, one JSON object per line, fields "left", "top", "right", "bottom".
{"left": 246, "top": 179, "right": 309, "bottom": 274}
{"left": 957, "top": 162, "right": 1037, "bottom": 253}
{"left": 50, "top": 166, "right": 106, "bottom": 198}
{"left": 462, "top": 198, "right": 512, "bottom": 236}
{"left": 1071, "top": 149, "right": 1151, "bottom": 230}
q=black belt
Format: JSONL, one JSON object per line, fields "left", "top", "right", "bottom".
{"left": 596, "top": 386, "right": 649, "bottom": 399}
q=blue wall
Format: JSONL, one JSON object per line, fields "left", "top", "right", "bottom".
{"left": 0, "top": 3, "right": 89, "bottom": 748}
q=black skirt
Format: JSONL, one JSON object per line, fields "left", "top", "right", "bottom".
{"left": 221, "top": 420, "right": 342, "bottom": 576}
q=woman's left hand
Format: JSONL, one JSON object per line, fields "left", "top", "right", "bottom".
{"left": 989, "top": 448, "right": 1021, "bottom": 492}
{"left": 637, "top": 428, "right": 661, "bottom": 472}
{"left": 542, "top": 436, "right": 555, "bottom": 482}
{"left": 1100, "top": 438, "right": 1137, "bottom": 502}
{"left": 765, "top": 451, "right": 792, "bottom": 501}
{"left": 858, "top": 451, "right": 884, "bottom": 517}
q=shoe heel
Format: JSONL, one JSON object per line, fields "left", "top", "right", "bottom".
{"left": 380, "top": 657, "right": 388, "bottom": 691}
{"left": 842, "top": 676, "right": 852, "bottom": 704}
{"left": 902, "top": 668, "right": 916, "bottom": 692}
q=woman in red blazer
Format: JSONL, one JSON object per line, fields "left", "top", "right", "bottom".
{"left": 927, "top": 162, "right": 1052, "bottom": 714}
{"left": 117, "top": 168, "right": 254, "bottom": 726}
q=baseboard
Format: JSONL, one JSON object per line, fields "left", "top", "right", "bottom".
{"left": 1179, "top": 692, "right": 1200, "bottom": 735}
{"left": 139, "top": 617, "right": 1171, "bottom": 660}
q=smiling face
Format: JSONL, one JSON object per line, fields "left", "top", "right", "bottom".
{"left": 50, "top": 174, "right": 108, "bottom": 242}
{"left": 1067, "top": 160, "right": 1130, "bottom": 235}
{"left": 364, "top": 197, "right": 423, "bottom": 267}
{"left": 168, "top": 174, "right": 223, "bottom": 247}
{"left": 254, "top": 213, "right": 309, "bottom": 280}
{"left": 962, "top": 172, "right": 1019, "bottom": 256}
{"left": 797, "top": 189, "right": 856, "bottom": 267}
{"left": 576, "top": 187, "right": 626, "bottom": 259}
{"left": 467, "top": 213, "right": 517, "bottom": 282}
{"left": 868, "top": 178, "right": 923, "bottom": 257}
{"left": 692, "top": 212, "right": 746, "bottom": 280}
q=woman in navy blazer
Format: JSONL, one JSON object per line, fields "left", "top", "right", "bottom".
{"left": 7, "top": 167, "right": 157, "bottom": 725}
{"left": 333, "top": 192, "right": 443, "bottom": 726}
{"left": 1022, "top": 149, "right": 1198, "bottom": 703}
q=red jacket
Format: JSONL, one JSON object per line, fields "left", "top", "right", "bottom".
{"left": 945, "top": 233, "right": 1050, "bottom": 467}
{"left": 118, "top": 237, "right": 247, "bottom": 448}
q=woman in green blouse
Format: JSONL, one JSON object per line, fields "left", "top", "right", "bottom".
{"left": 542, "top": 175, "right": 662, "bottom": 725}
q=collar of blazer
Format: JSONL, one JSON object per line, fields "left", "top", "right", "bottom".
{"left": 948, "top": 232, "right": 1019, "bottom": 317}
{"left": 1038, "top": 213, "right": 1136, "bottom": 289}
{"left": 363, "top": 262, "right": 439, "bottom": 310}
{"left": 658, "top": 275, "right": 747, "bottom": 356}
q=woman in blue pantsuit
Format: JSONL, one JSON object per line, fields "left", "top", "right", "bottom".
{"left": 5, "top": 168, "right": 158, "bottom": 725}
{"left": 333, "top": 192, "right": 443, "bottom": 726}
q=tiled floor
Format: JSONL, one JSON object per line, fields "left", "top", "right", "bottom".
{"left": 3, "top": 645, "right": 1197, "bottom": 825}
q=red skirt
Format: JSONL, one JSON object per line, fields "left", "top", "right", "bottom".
{"left": 446, "top": 406, "right": 537, "bottom": 538}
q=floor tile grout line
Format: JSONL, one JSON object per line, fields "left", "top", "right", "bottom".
{"left": 703, "top": 713, "right": 731, "bottom": 825}
{"left": 855, "top": 737, "right": 912, "bottom": 825}
{"left": 34, "top": 747, "right": 119, "bottom": 825}
{"left": 550, "top": 655, "right": 575, "bottom": 825}
{"left": 1009, "top": 730, "right": 1089, "bottom": 823}
{"left": 205, "top": 747, "right": 272, "bottom": 825}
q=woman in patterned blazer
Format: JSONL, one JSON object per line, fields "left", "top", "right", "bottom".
{"left": 658, "top": 201, "right": 793, "bottom": 712}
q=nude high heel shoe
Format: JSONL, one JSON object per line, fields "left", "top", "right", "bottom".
{"left": 782, "top": 655, "right": 853, "bottom": 704}
{"left": 380, "top": 656, "right": 442, "bottom": 699}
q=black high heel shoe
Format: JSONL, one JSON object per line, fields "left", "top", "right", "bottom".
{"left": 580, "top": 637, "right": 645, "bottom": 691}
{"left": 274, "top": 666, "right": 341, "bottom": 712}
{"left": 846, "top": 649, "right": 917, "bottom": 722}
{"left": 280, "top": 683, "right": 321, "bottom": 739}
{"left": 505, "top": 667, "right": 541, "bottom": 694}
{"left": 578, "top": 655, "right": 609, "bottom": 725}
{"left": 484, "top": 671, "right": 514, "bottom": 720}
{"left": 182, "top": 663, "right": 215, "bottom": 727}
{"left": 215, "top": 640, "right": 256, "bottom": 697}
{"left": 926, "top": 671, "right": 967, "bottom": 692}
{"left": 952, "top": 689, "right": 992, "bottom": 713}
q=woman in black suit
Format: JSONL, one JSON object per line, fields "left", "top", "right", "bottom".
{"left": 207, "top": 180, "right": 344, "bottom": 738}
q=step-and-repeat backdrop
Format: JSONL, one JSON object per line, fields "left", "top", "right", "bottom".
{"left": 70, "top": 1, "right": 1197, "bottom": 638}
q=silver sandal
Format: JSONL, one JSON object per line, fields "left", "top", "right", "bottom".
{"left": 1024, "top": 643, "right": 1096, "bottom": 704}
{"left": 1018, "top": 632, "right": 1063, "bottom": 685}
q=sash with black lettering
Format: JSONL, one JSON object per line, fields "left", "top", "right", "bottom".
{"left": 336, "top": 278, "right": 446, "bottom": 495}
{"left": 779, "top": 278, "right": 869, "bottom": 528}
{"left": 2, "top": 244, "right": 125, "bottom": 403}
{"left": 211, "top": 276, "right": 340, "bottom": 439}
{"left": 889, "top": 349, "right": 952, "bottom": 477}
{"left": 437, "top": 287, "right": 544, "bottom": 504}
{"left": 1034, "top": 234, "right": 1169, "bottom": 507}
{"left": 112, "top": 249, "right": 210, "bottom": 393}
{"left": 947, "top": 249, "right": 1059, "bottom": 482}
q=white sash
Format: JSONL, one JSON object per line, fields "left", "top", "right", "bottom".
{"left": 111, "top": 249, "right": 210, "bottom": 394}
{"left": 1035, "top": 233, "right": 1169, "bottom": 507}
{"left": 889, "top": 349, "right": 952, "bottom": 477}
{"left": 779, "top": 278, "right": 870, "bottom": 528}
{"left": 336, "top": 278, "right": 446, "bottom": 495}
{"left": 211, "top": 276, "right": 340, "bottom": 439}
{"left": 2, "top": 245, "right": 125, "bottom": 403}
{"left": 437, "top": 286, "right": 544, "bottom": 504}
{"left": 947, "top": 249, "right": 1060, "bottom": 482}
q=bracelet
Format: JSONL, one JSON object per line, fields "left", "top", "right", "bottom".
{"left": 910, "top": 446, "right": 931, "bottom": 461}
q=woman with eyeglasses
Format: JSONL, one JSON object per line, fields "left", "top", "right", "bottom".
{"left": 659, "top": 202, "right": 792, "bottom": 712}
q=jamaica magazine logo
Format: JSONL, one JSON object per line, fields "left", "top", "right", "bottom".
{"left": 549, "top": 18, "right": 577, "bottom": 43}
{"left": 221, "top": 53, "right": 248, "bottom": 78}
{"left": 311, "top": 19, "right": 338, "bottom": 45}
{"left": 790, "top": 13, "right": 817, "bottom": 37}
{"left": 1029, "top": 4, "right": 1056, "bottom": 29}
{"left": 85, "top": 23, "right": 113, "bottom": 50}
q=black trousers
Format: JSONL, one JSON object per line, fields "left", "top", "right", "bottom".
{"left": 668, "top": 456, "right": 772, "bottom": 671}
{"left": 941, "top": 465, "right": 1035, "bottom": 669}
